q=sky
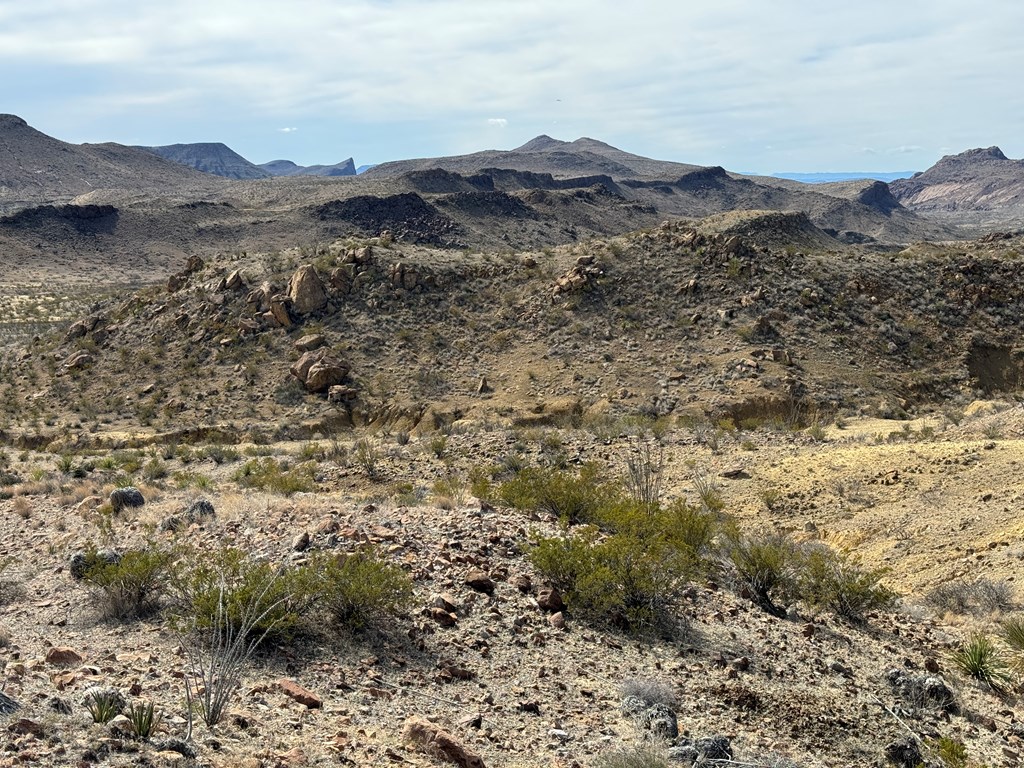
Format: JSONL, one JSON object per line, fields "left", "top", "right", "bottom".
{"left": 2, "top": 1, "right": 1024, "bottom": 173}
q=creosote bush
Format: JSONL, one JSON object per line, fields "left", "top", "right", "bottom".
{"left": 498, "top": 463, "right": 619, "bottom": 525}
{"left": 726, "top": 530, "right": 896, "bottom": 621}
{"left": 318, "top": 548, "right": 414, "bottom": 632}
{"left": 171, "top": 547, "right": 321, "bottom": 643}
{"left": 81, "top": 542, "right": 174, "bottom": 620}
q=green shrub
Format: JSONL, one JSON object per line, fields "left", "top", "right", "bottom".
{"left": 171, "top": 547, "right": 321, "bottom": 643}
{"left": 948, "top": 633, "right": 1011, "bottom": 694}
{"left": 498, "top": 463, "right": 618, "bottom": 524}
{"left": 796, "top": 545, "right": 898, "bottom": 621}
{"left": 318, "top": 549, "right": 413, "bottom": 632}
{"left": 531, "top": 528, "right": 693, "bottom": 634}
{"left": 726, "top": 531, "right": 801, "bottom": 618}
{"left": 233, "top": 457, "right": 315, "bottom": 495}
{"left": 81, "top": 543, "right": 174, "bottom": 620}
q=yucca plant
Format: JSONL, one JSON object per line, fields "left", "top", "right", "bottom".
{"left": 85, "top": 689, "right": 122, "bottom": 724}
{"left": 1000, "top": 616, "right": 1024, "bottom": 676}
{"left": 126, "top": 701, "right": 161, "bottom": 738}
{"left": 948, "top": 632, "right": 1011, "bottom": 694}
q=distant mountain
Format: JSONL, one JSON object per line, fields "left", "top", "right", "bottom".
{"left": 356, "top": 164, "right": 376, "bottom": 175}
{"left": 770, "top": 171, "right": 915, "bottom": 184}
{"left": 889, "top": 147, "right": 1024, "bottom": 217}
{"left": 0, "top": 114, "right": 222, "bottom": 207}
{"left": 364, "top": 135, "right": 702, "bottom": 180}
{"left": 258, "top": 158, "right": 356, "bottom": 177}
{"left": 139, "top": 142, "right": 271, "bottom": 180}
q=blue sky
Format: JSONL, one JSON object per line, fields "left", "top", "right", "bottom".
{"left": 3, "top": 1, "right": 1024, "bottom": 172}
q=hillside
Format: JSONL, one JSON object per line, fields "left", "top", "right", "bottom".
{"left": 0, "top": 115, "right": 222, "bottom": 210}
{"left": 2, "top": 219, "right": 1024, "bottom": 766}
{"left": 890, "top": 147, "right": 1024, "bottom": 229}
{"left": 139, "top": 143, "right": 272, "bottom": 180}
{"left": 364, "top": 135, "right": 704, "bottom": 180}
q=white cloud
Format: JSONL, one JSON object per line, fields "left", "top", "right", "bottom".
{"left": 487, "top": 118, "right": 508, "bottom": 128}
{"left": 278, "top": 127, "right": 298, "bottom": 133}
{"left": 4, "top": 0, "right": 1024, "bottom": 170}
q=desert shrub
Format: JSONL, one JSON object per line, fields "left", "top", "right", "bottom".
{"left": 531, "top": 528, "right": 693, "bottom": 634}
{"left": 926, "top": 577, "right": 1015, "bottom": 615}
{"left": 620, "top": 677, "right": 676, "bottom": 707}
{"left": 948, "top": 633, "right": 1011, "bottom": 694}
{"left": 623, "top": 440, "right": 663, "bottom": 512}
{"left": 80, "top": 542, "right": 174, "bottom": 620}
{"left": 142, "top": 458, "right": 168, "bottom": 482}
{"left": 498, "top": 463, "right": 619, "bottom": 524}
{"left": 232, "top": 457, "right": 315, "bottom": 495}
{"left": 725, "top": 531, "right": 802, "bottom": 618}
{"left": 317, "top": 549, "right": 413, "bottom": 632}
{"left": 352, "top": 439, "right": 379, "bottom": 477}
{"left": 796, "top": 545, "right": 898, "bottom": 621}
{"left": 592, "top": 745, "right": 670, "bottom": 768}
{"left": 171, "top": 547, "right": 321, "bottom": 643}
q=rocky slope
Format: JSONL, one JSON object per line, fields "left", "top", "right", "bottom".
{"left": 139, "top": 143, "right": 272, "bottom": 180}
{"left": 891, "top": 147, "right": 1024, "bottom": 229}
{"left": 0, "top": 115, "right": 222, "bottom": 210}
{"left": 259, "top": 159, "right": 357, "bottom": 177}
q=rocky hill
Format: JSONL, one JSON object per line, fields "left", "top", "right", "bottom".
{"left": 364, "top": 135, "right": 704, "bottom": 180}
{"left": 2, "top": 218, "right": 1024, "bottom": 767}
{"left": 259, "top": 158, "right": 357, "bottom": 177}
{"left": 0, "top": 115, "right": 222, "bottom": 210}
{"left": 140, "top": 142, "right": 272, "bottom": 180}
{"left": 890, "top": 147, "right": 1024, "bottom": 229}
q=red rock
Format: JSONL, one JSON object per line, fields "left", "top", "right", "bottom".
{"left": 45, "top": 647, "right": 83, "bottom": 667}
{"left": 403, "top": 716, "right": 486, "bottom": 768}
{"left": 278, "top": 679, "right": 322, "bottom": 709}
{"left": 464, "top": 569, "right": 495, "bottom": 595}
{"left": 536, "top": 587, "right": 564, "bottom": 612}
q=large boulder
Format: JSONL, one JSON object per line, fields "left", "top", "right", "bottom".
{"left": 290, "top": 348, "right": 350, "bottom": 393}
{"left": 288, "top": 265, "right": 328, "bottom": 314}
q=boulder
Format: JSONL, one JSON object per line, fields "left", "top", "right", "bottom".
{"left": 403, "top": 717, "right": 486, "bottom": 768}
{"left": 109, "top": 486, "right": 145, "bottom": 513}
{"left": 291, "top": 349, "right": 350, "bottom": 393}
{"left": 269, "top": 295, "right": 294, "bottom": 328}
{"left": 288, "top": 265, "right": 328, "bottom": 314}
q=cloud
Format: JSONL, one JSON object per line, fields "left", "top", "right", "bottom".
{"left": 888, "top": 145, "right": 925, "bottom": 154}
{"left": 3, "top": 0, "right": 1024, "bottom": 170}
{"left": 278, "top": 127, "right": 298, "bottom": 133}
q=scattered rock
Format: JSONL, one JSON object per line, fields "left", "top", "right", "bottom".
{"left": 464, "top": 569, "right": 495, "bottom": 595}
{"left": 45, "top": 646, "right": 83, "bottom": 666}
{"left": 184, "top": 498, "right": 215, "bottom": 522}
{"left": 294, "top": 334, "right": 326, "bottom": 352}
{"left": 292, "top": 531, "right": 311, "bottom": 552}
{"left": 278, "top": 679, "right": 322, "bottom": 709}
{"left": 403, "top": 716, "right": 486, "bottom": 768}
{"left": 69, "top": 547, "right": 121, "bottom": 579}
{"left": 885, "top": 736, "right": 923, "bottom": 768}
{"left": 548, "top": 611, "right": 566, "bottom": 630}
{"left": 536, "top": 586, "right": 564, "bottom": 612}
{"left": 291, "top": 348, "right": 351, "bottom": 394}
